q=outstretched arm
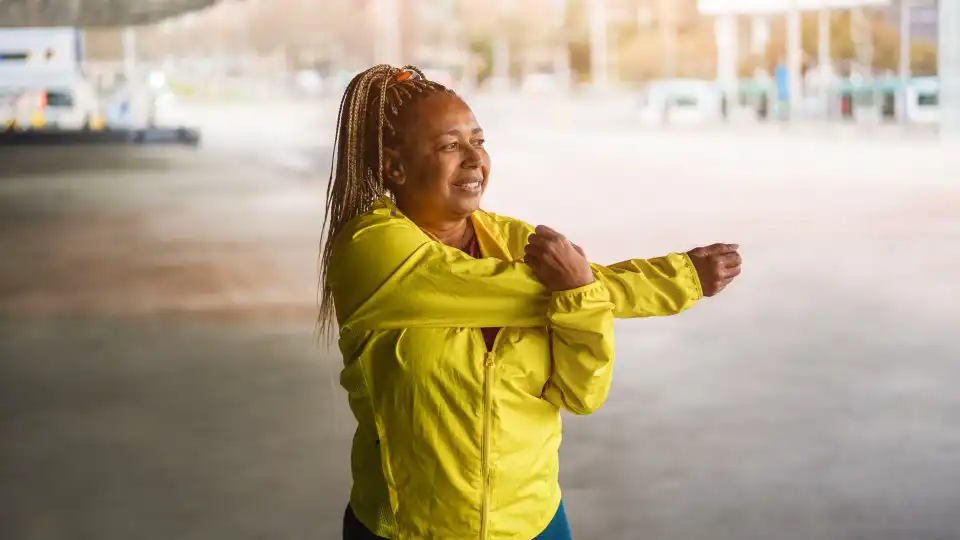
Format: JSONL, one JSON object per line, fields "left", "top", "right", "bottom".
{"left": 500, "top": 215, "right": 739, "bottom": 319}
{"left": 586, "top": 242, "right": 741, "bottom": 319}
{"left": 588, "top": 255, "right": 702, "bottom": 318}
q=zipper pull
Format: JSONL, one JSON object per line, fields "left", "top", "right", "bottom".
{"left": 484, "top": 352, "right": 495, "bottom": 367}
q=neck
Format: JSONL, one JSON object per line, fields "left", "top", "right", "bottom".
{"left": 394, "top": 198, "right": 474, "bottom": 250}
{"left": 421, "top": 218, "right": 472, "bottom": 250}
{"left": 400, "top": 207, "right": 471, "bottom": 250}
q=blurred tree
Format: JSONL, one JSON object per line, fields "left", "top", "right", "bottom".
{"left": 762, "top": 10, "right": 938, "bottom": 76}
{"left": 565, "top": 0, "right": 592, "bottom": 79}
{"left": 469, "top": 38, "right": 494, "bottom": 83}
{"left": 615, "top": 9, "right": 717, "bottom": 81}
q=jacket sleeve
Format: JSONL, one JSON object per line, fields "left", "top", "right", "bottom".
{"left": 541, "top": 281, "right": 617, "bottom": 415}
{"left": 329, "top": 214, "right": 551, "bottom": 332}
{"left": 590, "top": 254, "right": 703, "bottom": 319}
{"left": 495, "top": 215, "right": 702, "bottom": 319}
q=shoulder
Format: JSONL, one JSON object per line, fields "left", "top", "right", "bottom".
{"left": 332, "top": 205, "right": 427, "bottom": 258}
{"left": 473, "top": 210, "right": 536, "bottom": 259}
{"left": 328, "top": 205, "right": 431, "bottom": 304}
{"left": 475, "top": 209, "right": 535, "bottom": 240}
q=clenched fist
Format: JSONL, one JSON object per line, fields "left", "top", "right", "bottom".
{"left": 524, "top": 225, "right": 595, "bottom": 292}
{"left": 686, "top": 243, "right": 742, "bottom": 297}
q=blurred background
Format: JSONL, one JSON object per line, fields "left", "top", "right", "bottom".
{"left": 1, "top": 1, "right": 958, "bottom": 539}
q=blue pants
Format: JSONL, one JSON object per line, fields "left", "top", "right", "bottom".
{"left": 343, "top": 501, "right": 572, "bottom": 539}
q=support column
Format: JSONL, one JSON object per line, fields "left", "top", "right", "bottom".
{"left": 553, "top": 0, "right": 571, "bottom": 92}
{"left": 715, "top": 14, "right": 739, "bottom": 112}
{"left": 659, "top": 0, "right": 677, "bottom": 78}
{"left": 898, "top": 1, "right": 912, "bottom": 123}
{"left": 786, "top": 1, "right": 803, "bottom": 119}
{"left": 818, "top": 10, "right": 830, "bottom": 74}
{"left": 941, "top": 0, "right": 960, "bottom": 138}
{"left": 818, "top": 11, "right": 831, "bottom": 87}
{"left": 492, "top": 38, "right": 510, "bottom": 89}
{"left": 589, "top": 0, "right": 609, "bottom": 89}
{"left": 817, "top": 9, "right": 832, "bottom": 116}
{"left": 122, "top": 27, "right": 137, "bottom": 83}
{"left": 750, "top": 16, "right": 770, "bottom": 56}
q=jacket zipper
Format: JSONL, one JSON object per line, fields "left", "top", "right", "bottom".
{"left": 479, "top": 351, "right": 494, "bottom": 540}
{"left": 479, "top": 331, "right": 504, "bottom": 540}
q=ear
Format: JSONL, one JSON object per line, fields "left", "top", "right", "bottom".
{"left": 383, "top": 147, "right": 405, "bottom": 186}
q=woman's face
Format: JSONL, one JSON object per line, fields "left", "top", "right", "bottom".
{"left": 389, "top": 92, "right": 490, "bottom": 224}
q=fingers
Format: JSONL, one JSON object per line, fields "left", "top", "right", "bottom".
{"left": 527, "top": 233, "right": 548, "bottom": 249}
{"left": 525, "top": 227, "right": 594, "bottom": 290}
{"left": 703, "top": 243, "right": 739, "bottom": 255}
{"left": 524, "top": 253, "right": 543, "bottom": 269}
{"left": 528, "top": 226, "right": 577, "bottom": 253}
{"left": 524, "top": 242, "right": 541, "bottom": 262}
{"left": 534, "top": 225, "right": 563, "bottom": 239}
{"left": 524, "top": 238, "right": 551, "bottom": 267}
{"left": 721, "top": 265, "right": 742, "bottom": 280}
{"left": 716, "top": 252, "right": 742, "bottom": 268}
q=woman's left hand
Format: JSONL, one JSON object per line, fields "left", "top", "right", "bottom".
{"left": 524, "top": 225, "right": 595, "bottom": 292}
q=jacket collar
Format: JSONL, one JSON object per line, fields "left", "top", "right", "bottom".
{"left": 372, "top": 200, "right": 512, "bottom": 261}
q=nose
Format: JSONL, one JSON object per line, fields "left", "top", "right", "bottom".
{"left": 462, "top": 145, "right": 482, "bottom": 169}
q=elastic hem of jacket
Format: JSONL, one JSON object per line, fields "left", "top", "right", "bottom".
{"left": 679, "top": 253, "right": 704, "bottom": 300}
{"left": 550, "top": 279, "right": 606, "bottom": 300}
{"left": 347, "top": 496, "right": 396, "bottom": 539}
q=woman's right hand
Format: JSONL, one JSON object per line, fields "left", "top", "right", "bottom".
{"left": 524, "top": 225, "right": 595, "bottom": 292}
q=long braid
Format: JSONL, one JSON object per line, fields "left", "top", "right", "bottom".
{"left": 317, "top": 64, "right": 450, "bottom": 340}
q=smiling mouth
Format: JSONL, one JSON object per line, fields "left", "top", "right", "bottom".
{"left": 453, "top": 180, "right": 483, "bottom": 192}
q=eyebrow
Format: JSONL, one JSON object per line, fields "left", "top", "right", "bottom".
{"left": 440, "top": 127, "right": 483, "bottom": 137}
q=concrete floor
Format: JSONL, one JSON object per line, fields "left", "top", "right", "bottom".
{"left": 1, "top": 110, "right": 959, "bottom": 540}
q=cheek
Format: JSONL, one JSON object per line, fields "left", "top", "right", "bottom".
{"left": 408, "top": 155, "right": 445, "bottom": 189}
{"left": 428, "top": 157, "right": 459, "bottom": 194}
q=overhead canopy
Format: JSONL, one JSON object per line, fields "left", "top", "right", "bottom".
{"left": 698, "top": 0, "right": 891, "bottom": 15}
{"left": 0, "top": 0, "right": 219, "bottom": 27}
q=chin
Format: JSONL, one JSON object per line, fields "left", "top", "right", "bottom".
{"left": 452, "top": 197, "right": 482, "bottom": 217}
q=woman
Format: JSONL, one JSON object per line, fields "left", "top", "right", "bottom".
{"left": 319, "top": 65, "right": 742, "bottom": 540}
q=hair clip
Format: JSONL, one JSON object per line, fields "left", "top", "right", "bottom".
{"left": 396, "top": 70, "right": 418, "bottom": 82}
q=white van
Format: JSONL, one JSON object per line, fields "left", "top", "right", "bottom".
{"left": 639, "top": 79, "right": 724, "bottom": 126}
{"left": 906, "top": 78, "right": 940, "bottom": 125}
{"left": 0, "top": 28, "right": 102, "bottom": 130}
{"left": 4, "top": 75, "right": 101, "bottom": 131}
{"left": 17, "top": 80, "right": 100, "bottom": 130}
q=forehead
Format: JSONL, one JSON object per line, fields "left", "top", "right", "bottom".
{"left": 408, "top": 92, "right": 480, "bottom": 138}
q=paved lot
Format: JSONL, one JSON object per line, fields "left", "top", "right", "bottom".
{"left": 1, "top": 107, "right": 959, "bottom": 540}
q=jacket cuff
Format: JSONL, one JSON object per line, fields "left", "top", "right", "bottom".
{"left": 551, "top": 279, "right": 607, "bottom": 303}
{"left": 548, "top": 280, "right": 614, "bottom": 330}
{"left": 679, "top": 253, "right": 704, "bottom": 300}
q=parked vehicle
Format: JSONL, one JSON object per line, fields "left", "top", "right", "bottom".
{"left": 0, "top": 27, "right": 103, "bottom": 130}
{"left": 639, "top": 79, "right": 724, "bottom": 126}
{"left": 9, "top": 77, "right": 101, "bottom": 130}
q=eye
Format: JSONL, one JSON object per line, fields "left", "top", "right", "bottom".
{"left": 441, "top": 141, "right": 458, "bottom": 150}
{"left": 472, "top": 139, "right": 485, "bottom": 148}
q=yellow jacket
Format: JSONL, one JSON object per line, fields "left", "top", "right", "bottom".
{"left": 329, "top": 203, "right": 703, "bottom": 539}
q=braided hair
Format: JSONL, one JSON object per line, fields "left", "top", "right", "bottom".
{"left": 318, "top": 64, "right": 451, "bottom": 338}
